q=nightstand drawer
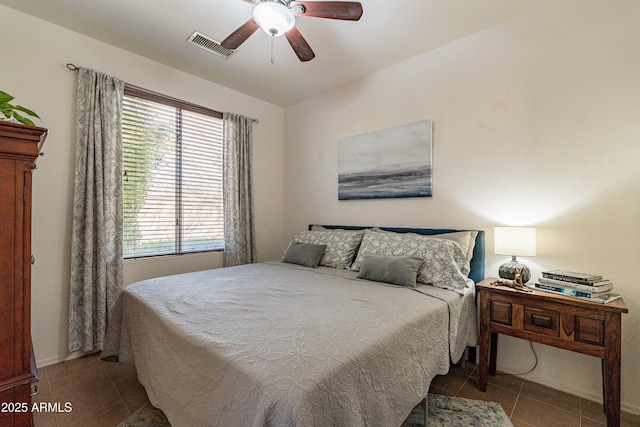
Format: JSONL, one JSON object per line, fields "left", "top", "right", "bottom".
{"left": 575, "top": 316, "right": 605, "bottom": 346}
{"left": 524, "top": 306, "right": 559, "bottom": 337}
{"left": 489, "top": 300, "right": 512, "bottom": 325}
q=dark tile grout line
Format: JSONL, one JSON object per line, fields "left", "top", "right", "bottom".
{"left": 39, "top": 366, "right": 57, "bottom": 427}
{"left": 507, "top": 375, "right": 524, "bottom": 420}
{"left": 100, "top": 357, "right": 134, "bottom": 416}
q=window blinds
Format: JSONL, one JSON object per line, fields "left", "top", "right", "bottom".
{"left": 122, "top": 89, "right": 224, "bottom": 258}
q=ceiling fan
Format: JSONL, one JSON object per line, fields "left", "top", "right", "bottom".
{"left": 221, "top": 0, "right": 363, "bottom": 62}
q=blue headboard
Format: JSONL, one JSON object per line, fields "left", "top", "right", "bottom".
{"left": 311, "top": 225, "right": 485, "bottom": 284}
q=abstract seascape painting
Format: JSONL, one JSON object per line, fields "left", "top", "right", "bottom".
{"left": 338, "top": 120, "right": 432, "bottom": 200}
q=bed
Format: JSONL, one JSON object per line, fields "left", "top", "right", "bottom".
{"left": 103, "top": 225, "right": 485, "bottom": 427}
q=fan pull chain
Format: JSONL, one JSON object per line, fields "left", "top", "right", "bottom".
{"left": 270, "top": 34, "right": 275, "bottom": 64}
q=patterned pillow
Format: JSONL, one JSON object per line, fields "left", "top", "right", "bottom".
{"left": 288, "top": 230, "right": 365, "bottom": 269}
{"left": 352, "top": 229, "right": 469, "bottom": 293}
{"left": 435, "top": 231, "right": 477, "bottom": 275}
{"left": 371, "top": 228, "right": 477, "bottom": 276}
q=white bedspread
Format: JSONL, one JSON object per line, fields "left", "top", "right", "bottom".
{"left": 103, "top": 261, "right": 478, "bottom": 427}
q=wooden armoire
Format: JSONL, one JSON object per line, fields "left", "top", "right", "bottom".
{"left": 0, "top": 121, "right": 47, "bottom": 427}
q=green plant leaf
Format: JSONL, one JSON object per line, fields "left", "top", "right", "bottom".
{"left": 0, "top": 90, "right": 40, "bottom": 124}
{"left": 11, "top": 112, "right": 36, "bottom": 127}
{"left": 1, "top": 107, "right": 13, "bottom": 118}
{"left": 0, "top": 91, "right": 15, "bottom": 104}
{"left": 14, "top": 105, "right": 40, "bottom": 119}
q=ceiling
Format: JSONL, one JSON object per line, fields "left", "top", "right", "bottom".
{"left": 0, "top": 0, "right": 551, "bottom": 107}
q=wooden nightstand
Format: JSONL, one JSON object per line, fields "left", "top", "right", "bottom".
{"left": 477, "top": 277, "right": 628, "bottom": 427}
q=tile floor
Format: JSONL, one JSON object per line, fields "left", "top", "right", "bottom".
{"left": 31, "top": 353, "right": 639, "bottom": 427}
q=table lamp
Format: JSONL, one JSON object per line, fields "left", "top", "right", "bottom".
{"left": 494, "top": 226, "right": 536, "bottom": 284}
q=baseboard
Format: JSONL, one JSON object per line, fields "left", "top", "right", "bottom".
{"left": 36, "top": 350, "right": 94, "bottom": 369}
{"left": 623, "top": 402, "right": 640, "bottom": 416}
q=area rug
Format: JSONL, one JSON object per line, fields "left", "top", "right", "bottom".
{"left": 118, "top": 394, "right": 512, "bottom": 427}
{"left": 403, "top": 394, "right": 513, "bottom": 427}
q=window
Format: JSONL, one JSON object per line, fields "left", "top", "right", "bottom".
{"left": 122, "top": 87, "right": 224, "bottom": 258}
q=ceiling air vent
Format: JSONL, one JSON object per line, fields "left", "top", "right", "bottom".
{"left": 187, "top": 31, "right": 235, "bottom": 59}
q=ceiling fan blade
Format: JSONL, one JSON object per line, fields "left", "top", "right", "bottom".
{"left": 221, "top": 19, "right": 260, "bottom": 50}
{"left": 291, "top": 1, "right": 363, "bottom": 21}
{"left": 285, "top": 27, "right": 316, "bottom": 62}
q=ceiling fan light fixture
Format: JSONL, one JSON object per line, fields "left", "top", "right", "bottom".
{"left": 253, "top": 2, "right": 295, "bottom": 37}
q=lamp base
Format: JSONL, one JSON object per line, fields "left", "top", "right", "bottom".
{"left": 498, "top": 257, "right": 531, "bottom": 284}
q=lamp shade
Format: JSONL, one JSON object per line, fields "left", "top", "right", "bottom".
{"left": 494, "top": 227, "right": 536, "bottom": 257}
{"left": 253, "top": 2, "right": 295, "bottom": 36}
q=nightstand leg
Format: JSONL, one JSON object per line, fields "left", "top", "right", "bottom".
{"left": 601, "top": 359, "right": 606, "bottom": 414}
{"left": 489, "top": 332, "right": 498, "bottom": 375}
{"left": 604, "top": 312, "right": 622, "bottom": 427}
{"left": 478, "top": 345, "right": 488, "bottom": 391}
{"left": 478, "top": 290, "right": 490, "bottom": 392}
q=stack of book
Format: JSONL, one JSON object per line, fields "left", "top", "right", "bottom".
{"left": 532, "top": 270, "right": 622, "bottom": 304}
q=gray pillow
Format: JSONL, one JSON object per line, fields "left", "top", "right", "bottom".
{"left": 357, "top": 255, "right": 423, "bottom": 288}
{"left": 283, "top": 241, "right": 327, "bottom": 268}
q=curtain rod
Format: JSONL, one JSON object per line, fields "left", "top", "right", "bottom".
{"left": 65, "top": 63, "right": 259, "bottom": 123}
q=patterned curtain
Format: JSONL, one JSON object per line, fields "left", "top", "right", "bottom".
{"left": 68, "top": 68, "right": 124, "bottom": 353}
{"left": 223, "top": 113, "right": 256, "bottom": 267}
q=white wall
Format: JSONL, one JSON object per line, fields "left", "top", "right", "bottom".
{"left": 283, "top": 0, "right": 640, "bottom": 414}
{"left": 1, "top": 5, "right": 285, "bottom": 366}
